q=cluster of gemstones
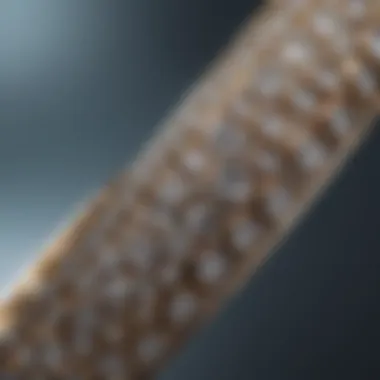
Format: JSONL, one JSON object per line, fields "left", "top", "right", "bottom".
{"left": 1, "top": 0, "right": 380, "bottom": 379}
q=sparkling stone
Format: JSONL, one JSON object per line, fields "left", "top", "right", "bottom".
{"left": 151, "top": 206, "right": 174, "bottom": 232}
{"left": 261, "top": 116, "right": 284, "bottom": 139}
{"left": 158, "top": 173, "right": 186, "bottom": 204}
{"left": 196, "top": 251, "right": 227, "bottom": 284}
{"left": 104, "top": 277, "right": 135, "bottom": 300}
{"left": 317, "top": 18, "right": 350, "bottom": 56}
{"left": 282, "top": 41, "right": 312, "bottom": 65}
{"left": 318, "top": 70, "right": 339, "bottom": 90}
{"left": 370, "top": 33, "right": 380, "bottom": 59}
{"left": 185, "top": 203, "right": 211, "bottom": 234}
{"left": 330, "top": 108, "right": 351, "bottom": 136}
{"left": 293, "top": 90, "right": 316, "bottom": 112}
{"left": 297, "top": 139, "right": 327, "bottom": 170}
{"left": 233, "top": 96, "right": 255, "bottom": 119}
{"left": 218, "top": 160, "right": 252, "bottom": 202}
{"left": 347, "top": 0, "right": 367, "bottom": 19}
{"left": 231, "top": 220, "right": 261, "bottom": 252}
{"left": 357, "top": 68, "right": 376, "bottom": 96}
{"left": 129, "top": 237, "right": 155, "bottom": 272}
{"left": 312, "top": 12, "right": 337, "bottom": 37}
{"left": 170, "top": 293, "right": 197, "bottom": 323}
{"left": 258, "top": 69, "right": 282, "bottom": 98}
{"left": 266, "top": 187, "right": 291, "bottom": 217}
{"left": 183, "top": 150, "right": 206, "bottom": 173}
{"left": 214, "top": 122, "right": 246, "bottom": 156}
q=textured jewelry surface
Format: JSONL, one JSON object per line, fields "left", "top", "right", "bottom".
{"left": 1, "top": 0, "right": 380, "bottom": 379}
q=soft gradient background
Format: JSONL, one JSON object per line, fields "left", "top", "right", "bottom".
{"left": 1, "top": 0, "right": 380, "bottom": 378}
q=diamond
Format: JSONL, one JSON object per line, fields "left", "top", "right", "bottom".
{"left": 297, "top": 139, "right": 327, "bottom": 170}
{"left": 158, "top": 173, "right": 186, "bottom": 205}
{"left": 330, "top": 108, "right": 351, "bottom": 136}
{"left": 169, "top": 292, "right": 197, "bottom": 324}
{"left": 183, "top": 150, "right": 205, "bottom": 173}
{"left": 185, "top": 203, "right": 212, "bottom": 235}
{"left": 293, "top": 90, "right": 316, "bottom": 112}
{"left": 104, "top": 277, "right": 135, "bottom": 300}
{"left": 312, "top": 12, "right": 337, "bottom": 37}
{"left": 370, "top": 32, "right": 380, "bottom": 59}
{"left": 218, "top": 160, "right": 252, "bottom": 202}
{"left": 318, "top": 69, "right": 339, "bottom": 90}
{"left": 357, "top": 68, "right": 376, "bottom": 96}
{"left": 258, "top": 68, "right": 282, "bottom": 98}
{"left": 214, "top": 122, "right": 246, "bottom": 156}
{"left": 231, "top": 219, "right": 261, "bottom": 252}
{"left": 348, "top": 0, "right": 367, "bottom": 19}
{"left": 282, "top": 40, "right": 312, "bottom": 65}
{"left": 261, "top": 116, "right": 284, "bottom": 139}
{"left": 266, "top": 186, "right": 291, "bottom": 217}
{"left": 196, "top": 251, "right": 227, "bottom": 284}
